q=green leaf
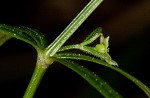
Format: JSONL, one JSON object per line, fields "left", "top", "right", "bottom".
{"left": 54, "top": 53, "right": 150, "bottom": 97}
{"left": 55, "top": 59, "right": 123, "bottom": 98}
{"left": 0, "top": 33, "right": 12, "bottom": 46}
{"left": 0, "top": 23, "right": 47, "bottom": 50}
{"left": 54, "top": 52, "right": 107, "bottom": 65}
{"left": 17, "top": 26, "right": 48, "bottom": 49}
{"left": 54, "top": 52, "right": 111, "bottom": 67}
{"left": 81, "top": 27, "right": 102, "bottom": 45}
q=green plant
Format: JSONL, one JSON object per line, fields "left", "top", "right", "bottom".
{"left": 0, "top": 0, "right": 150, "bottom": 98}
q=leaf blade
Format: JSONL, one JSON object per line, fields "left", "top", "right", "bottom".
{"left": 81, "top": 27, "right": 102, "bottom": 45}
{"left": 54, "top": 53, "right": 150, "bottom": 97}
{"left": 0, "top": 23, "right": 47, "bottom": 50}
{"left": 55, "top": 58, "right": 123, "bottom": 98}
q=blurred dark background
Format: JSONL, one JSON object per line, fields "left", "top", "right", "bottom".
{"left": 0, "top": 0, "right": 150, "bottom": 98}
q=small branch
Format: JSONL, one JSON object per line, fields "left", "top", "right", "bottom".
{"left": 45, "top": 0, "right": 103, "bottom": 57}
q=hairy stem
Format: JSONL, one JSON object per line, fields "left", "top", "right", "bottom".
{"left": 45, "top": 0, "right": 103, "bottom": 57}
{"left": 23, "top": 63, "right": 47, "bottom": 98}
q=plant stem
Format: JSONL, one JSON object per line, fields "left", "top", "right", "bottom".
{"left": 45, "top": 0, "right": 103, "bottom": 57}
{"left": 23, "top": 63, "right": 47, "bottom": 98}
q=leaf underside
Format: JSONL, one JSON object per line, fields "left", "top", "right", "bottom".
{"left": 0, "top": 23, "right": 48, "bottom": 50}
{"left": 56, "top": 58, "right": 123, "bottom": 98}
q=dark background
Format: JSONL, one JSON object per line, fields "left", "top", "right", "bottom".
{"left": 0, "top": 0, "right": 150, "bottom": 98}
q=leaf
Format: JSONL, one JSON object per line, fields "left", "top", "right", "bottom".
{"left": 81, "top": 27, "right": 102, "bottom": 45}
{"left": 17, "top": 26, "right": 48, "bottom": 49}
{"left": 0, "top": 23, "right": 48, "bottom": 50}
{"left": 54, "top": 53, "right": 150, "bottom": 98}
{"left": 0, "top": 33, "right": 12, "bottom": 46}
{"left": 55, "top": 58, "right": 123, "bottom": 98}
{"left": 54, "top": 52, "right": 110, "bottom": 67}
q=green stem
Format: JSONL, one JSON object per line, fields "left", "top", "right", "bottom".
{"left": 23, "top": 63, "right": 47, "bottom": 98}
{"left": 45, "top": 0, "right": 103, "bottom": 57}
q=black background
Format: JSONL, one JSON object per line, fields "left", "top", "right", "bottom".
{"left": 0, "top": 0, "right": 150, "bottom": 98}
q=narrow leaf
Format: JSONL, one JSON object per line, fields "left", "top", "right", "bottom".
{"left": 58, "top": 44, "right": 78, "bottom": 52}
{"left": 81, "top": 27, "right": 102, "bottom": 45}
{"left": 17, "top": 26, "right": 48, "bottom": 48}
{"left": 0, "top": 23, "right": 47, "bottom": 50}
{"left": 54, "top": 52, "right": 108, "bottom": 66}
{"left": 55, "top": 59, "right": 123, "bottom": 98}
{"left": 54, "top": 53, "right": 150, "bottom": 97}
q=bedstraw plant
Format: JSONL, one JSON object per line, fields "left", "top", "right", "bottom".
{"left": 0, "top": 0, "right": 150, "bottom": 98}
